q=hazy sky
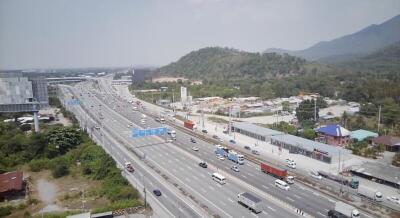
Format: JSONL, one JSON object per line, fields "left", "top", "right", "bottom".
{"left": 0, "top": 0, "right": 399, "bottom": 69}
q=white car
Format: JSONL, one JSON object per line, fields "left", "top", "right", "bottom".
{"left": 192, "top": 147, "right": 199, "bottom": 151}
{"left": 387, "top": 196, "right": 400, "bottom": 204}
{"left": 285, "top": 158, "right": 295, "bottom": 164}
{"left": 217, "top": 154, "right": 225, "bottom": 161}
{"left": 219, "top": 138, "right": 224, "bottom": 143}
{"left": 231, "top": 166, "right": 239, "bottom": 172}
{"left": 310, "top": 171, "right": 322, "bottom": 180}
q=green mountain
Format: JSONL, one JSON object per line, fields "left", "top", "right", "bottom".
{"left": 265, "top": 14, "right": 400, "bottom": 63}
{"left": 154, "top": 47, "right": 308, "bottom": 81}
{"left": 339, "top": 41, "right": 400, "bottom": 71}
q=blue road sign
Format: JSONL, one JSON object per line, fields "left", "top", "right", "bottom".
{"left": 131, "top": 127, "right": 168, "bottom": 138}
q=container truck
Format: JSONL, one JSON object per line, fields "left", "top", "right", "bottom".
{"left": 227, "top": 150, "right": 244, "bottom": 164}
{"left": 328, "top": 201, "right": 360, "bottom": 218}
{"left": 214, "top": 145, "right": 229, "bottom": 157}
{"left": 184, "top": 120, "right": 195, "bottom": 130}
{"left": 357, "top": 185, "right": 383, "bottom": 202}
{"left": 237, "top": 192, "right": 262, "bottom": 214}
{"left": 318, "top": 171, "right": 359, "bottom": 189}
{"left": 260, "top": 162, "right": 294, "bottom": 184}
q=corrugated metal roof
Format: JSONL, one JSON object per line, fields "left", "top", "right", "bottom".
{"left": 0, "top": 171, "right": 23, "bottom": 193}
{"left": 350, "top": 129, "right": 378, "bottom": 141}
{"left": 270, "top": 134, "right": 349, "bottom": 157}
{"left": 233, "top": 122, "right": 283, "bottom": 137}
{"left": 316, "top": 124, "right": 350, "bottom": 137}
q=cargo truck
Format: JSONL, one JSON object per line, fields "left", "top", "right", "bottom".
{"left": 260, "top": 162, "right": 294, "bottom": 184}
{"left": 318, "top": 171, "right": 359, "bottom": 189}
{"left": 357, "top": 185, "right": 383, "bottom": 202}
{"left": 184, "top": 120, "right": 195, "bottom": 130}
{"left": 237, "top": 192, "right": 262, "bottom": 214}
{"left": 227, "top": 150, "right": 244, "bottom": 164}
{"left": 328, "top": 201, "right": 360, "bottom": 218}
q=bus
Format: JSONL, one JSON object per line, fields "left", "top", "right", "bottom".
{"left": 212, "top": 172, "right": 226, "bottom": 185}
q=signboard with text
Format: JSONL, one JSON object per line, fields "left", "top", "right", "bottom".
{"left": 131, "top": 127, "right": 167, "bottom": 138}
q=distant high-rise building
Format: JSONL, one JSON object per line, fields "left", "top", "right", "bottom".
{"left": 181, "top": 86, "right": 187, "bottom": 104}
{"left": 131, "top": 68, "right": 149, "bottom": 84}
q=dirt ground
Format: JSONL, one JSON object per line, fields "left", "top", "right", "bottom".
{"left": 6, "top": 170, "right": 109, "bottom": 218}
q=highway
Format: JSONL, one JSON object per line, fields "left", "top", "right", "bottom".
{"left": 63, "top": 83, "right": 299, "bottom": 217}
{"left": 92, "top": 78, "right": 339, "bottom": 217}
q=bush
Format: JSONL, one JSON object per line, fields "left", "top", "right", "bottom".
{"left": 29, "top": 158, "right": 50, "bottom": 172}
{"left": 0, "top": 206, "right": 12, "bottom": 217}
{"left": 50, "top": 157, "right": 70, "bottom": 178}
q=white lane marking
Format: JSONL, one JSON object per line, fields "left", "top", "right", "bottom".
{"left": 175, "top": 158, "right": 179, "bottom": 162}
{"left": 172, "top": 169, "right": 177, "bottom": 173}
{"left": 327, "top": 198, "right": 335, "bottom": 203}
{"left": 209, "top": 186, "right": 215, "bottom": 191}
{"left": 201, "top": 188, "right": 207, "bottom": 193}
{"left": 224, "top": 166, "right": 229, "bottom": 170}
{"left": 210, "top": 159, "right": 215, "bottom": 162}
{"left": 262, "top": 185, "right": 269, "bottom": 190}
{"left": 168, "top": 160, "right": 172, "bottom": 163}
{"left": 187, "top": 166, "right": 193, "bottom": 170}
{"left": 298, "top": 186, "right": 306, "bottom": 190}
{"left": 251, "top": 213, "right": 259, "bottom": 218}
{"left": 192, "top": 175, "right": 199, "bottom": 180}
{"left": 247, "top": 172, "right": 254, "bottom": 177}
{"left": 149, "top": 181, "right": 154, "bottom": 186}
{"left": 293, "top": 194, "right": 301, "bottom": 199}
{"left": 220, "top": 201, "right": 227, "bottom": 206}
{"left": 323, "top": 209, "right": 329, "bottom": 212}
{"left": 185, "top": 178, "right": 191, "bottom": 182}
{"left": 241, "top": 175, "right": 247, "bottom": 179}
{"left": 267, "top": 206, "right": 276, "bottom": 211}
{"left": 179, "top": 167, "right": 184, "bottom": 171}
{"left": 312, "top": 192, "right": 320, "bottom": 196}
{"left": 317, "top": 212, "right": 326, "bottom": 217}
{"left": 286, "top": 197, "right": 294, "bottom": 202}
{"left": 262, "top": 211, "right": 268, "bottom": 216}
{"left": 207, "top": 172, "right": 212, "bottom": 176}
{"left": 200, "top": 174, "right": 206, "bottom": 178}
{"left": 178, "top": 207, "right": 184, "bottom": 213}
{"left": 228, "top": 198, "right": 234, "bottom": 203}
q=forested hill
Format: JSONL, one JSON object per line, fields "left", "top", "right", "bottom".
{"left": 154, "top": 47, "right": 308, "bottom": 81}
{"left": 339, "top": 41, "right": 400, "bottom": 72}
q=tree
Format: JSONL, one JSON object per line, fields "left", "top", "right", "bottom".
{"left": 296, "top": 99, "right": 319, "bottom": 125}
{"left": 45, "top": 127, "right": 82, "bottom": 155}
{"left": 281, "top": 101, "right": 290, "bottom": 112}
{"left": 303, "top": 129, "right": 316, "bottom": 140}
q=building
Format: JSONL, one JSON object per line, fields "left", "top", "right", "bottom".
{"left": 316, "top": 124, "right": 350, "bottom": 146}
{"left": 350, "top": 129, "right": 378, "bottom": 142}
{"left": 131, "top": 68, "right": 150, "bottom": 84}
{"left": 0, "top": 171, "right": 25, "bottom": 200}
{"left": 232, "top": 122, "right": 344, "bottom": 163}
{"left": 156, "top": 99, "right": 171, "bottom": 106}
{"left": 372, "top": 135, "right": 400, "bottom": 152}
{"left": 270, "top": 134, "right": 349, "bottom": 163}
{"left": 351, "top": 162, "right": 400, "bottom": 189}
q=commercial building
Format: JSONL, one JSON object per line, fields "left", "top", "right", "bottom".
{"left": 232, "top": 122, "right": 345, "bottom": 163}
{"left": 372, "top": 135, "right": 400, "bottom": 152}
{"left": 316, "top": 124, "right": 351, "bottom": 146}
{"left": 350, "top": 129, "right": 378, "bottom": 142}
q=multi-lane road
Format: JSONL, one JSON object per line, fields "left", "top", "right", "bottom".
{"left": 58, "top": 77, "right": 382, "bottom": 218}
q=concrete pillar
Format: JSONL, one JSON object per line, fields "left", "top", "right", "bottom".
{"left": 33, "top": 111, "right": 40, "bottom": 133}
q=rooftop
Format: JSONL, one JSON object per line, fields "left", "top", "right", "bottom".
{"left": 352, "top": 162, "right": 400, "bottom": 185}
{"left": 270, "top": 134, "right": 350, "bottom": 157}
{"left": 372, "top": 135, "right": 400, "bottom": 146}
{"left": 233, "top": 122, "right": 283, "bottom": 137}
{"left": 350, "top": 129, "right": 378, "bottom": 141}
{"left": 0, "top": 171, "right": 23, "bottom": 193}
{"left": 316, "top": 124, "right": 350, "bottom": 137}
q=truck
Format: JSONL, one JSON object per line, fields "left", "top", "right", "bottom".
{"left": 184, "top": 120, "right": 195, "bottom": 130}
{"left": 318, "top": 171, "right": 359, "bottom": 189}
{"left": 357, "top": 185, "right": 383, "bottom": 202}
{"left": 237, "top": 192, "right": 262, "bottom": 214}
{"left": 227, "top": 150, "right": 244, "bottom": 165}
{"left": 328, "top": 201, "right": 360, "bottom": 218}
{"left": 167, "top": 129, "right": 176, "bottom": 139}
{"left": 260, "top": 162, "right": 294, "bottom": 184}
{"left": 215, "top": 145, "right": 229, "bottom": 157}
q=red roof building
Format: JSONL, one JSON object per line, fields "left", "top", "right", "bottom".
{"left": 372, "top": 136, "right": 400, "bottom": 152}
{"left": 0, "top": 171, "right": 24, "bottom": 197}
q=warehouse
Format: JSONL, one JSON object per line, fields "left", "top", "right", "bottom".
{"left": 232, "top": 122, "right": 345, "bottom": 163}
{"left": 270, "top": 134, "right": 348, "bottom": 163}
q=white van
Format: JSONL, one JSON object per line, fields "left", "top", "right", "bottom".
{"left": 275, "top": 179, "right": 289, "bottom": 190}
{"left": 212, "top": 172, "right": 226, "bottom": 185}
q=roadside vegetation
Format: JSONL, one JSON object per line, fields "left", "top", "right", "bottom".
{"left": 0, "top": 112, "right": 142, "bottom": 217}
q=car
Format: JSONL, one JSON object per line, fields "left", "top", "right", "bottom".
{"left": 212, "top": 135, "right": 219, "bottom": 139}
{"left": 192, "top": 147, "right": 199, "bottom": 151}
{"left": 190, "top": 138, "right": 196, "bottom": 143}
{"left": 199, "top": 162, "right": 208, "bottom": 168}
{"left": 95, "top": 125, "right": 100, "bottom": 130}
{"left": 217, "top": 154, "right": 225, "bottom": 160}
{"left": 287, "top": 162, "right": 296, "bottom": 169}
{"left": 219, "top": 138, "right": 224, "bottom": 143}
{"left": 125, "top": 162, "right": 134, "bottom": 172}
{"left": 244, "top": 146, "right": 251, "bottom": 150}
{"left": 387, "top": 196, "right": 400, "bottom": 204}
{"left": 229, "top": 139, "right": 236, "bottom": 144}
{"left": 231, "top": 165, "right": 239, "bottom": 172}
{"left": 202, "top": 129, "right": 208, "bottom": 134}
{"left": 252, "top": 150, "right": 260, "bottom": 155}
{"left": 310, "top": 171, "right": 322, "bottom": 180}
{"left": 285, "top": 158, "right": 295, "bottom": 164}
{"left": 153, "top": 189, "right": 162, "bottom": 196}
{"left": 166, "top": 139, "right": 173, "bottom": 143}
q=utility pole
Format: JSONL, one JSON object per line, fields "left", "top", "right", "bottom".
{"left": 378, "top": 105, "right": 382, "bottom": 133}
{"left": 314, "top": 98, "right": 317, "bottom": 122}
